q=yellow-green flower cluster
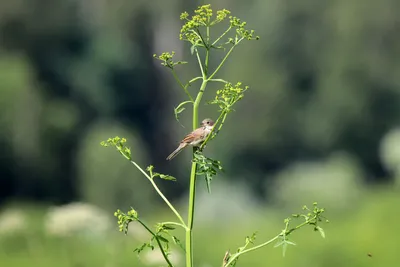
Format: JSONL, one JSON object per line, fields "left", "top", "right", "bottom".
{"left": 100, "top": 136, "right": 131, "bottom": 160}
{"left": 114, "top": 208, "right": 138, "bottom": 233}
{"left": 179, "top": 5, "right": 230, "bottom": 43}
{"left": 211, "top": 82, "right": 249, "bottom": 111}
{"left": 153, "top": 52, "right": 187, "bottom": 69}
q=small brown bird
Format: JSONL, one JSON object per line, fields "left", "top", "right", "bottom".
{"left": 166, "top": 118, "right": 215, "bottom": 160}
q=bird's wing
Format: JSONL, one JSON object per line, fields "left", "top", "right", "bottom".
{"left": 181, "top": 127, "right": 204, "bottom": 144}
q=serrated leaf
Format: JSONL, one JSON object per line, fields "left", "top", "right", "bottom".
{"left": 316, "top": 226, "right": 325, "bottom": 238}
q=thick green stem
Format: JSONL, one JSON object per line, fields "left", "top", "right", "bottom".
{"left": 186, "top": 79, "right": 208, "bottom": 267}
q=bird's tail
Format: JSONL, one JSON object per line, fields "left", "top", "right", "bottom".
{"left": 166, "top": 143, "right": 187, "bottom": 160}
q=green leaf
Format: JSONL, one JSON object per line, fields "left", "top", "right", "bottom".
{"left": 205, "top": 176, "right": 212, "bottom": 193}
{"left": 157, "top": 235, "right": 169, "bottom": 243}
{"left": 159, "top": 174, "right": 177, "bottom": 181}
{"left": 174, "top": 100, "right": 192, "bottom": 122}
{"left": 316, "top": 226, "right": 325, "bottom": 238}
{"left": 282, "top": 242, "right": 287, "bottom": 257}
{"left": 274, "top": 240, "right": 285, "bottom": 248}
{"left": 162, "top": 225, "right": 175, "bottom": 231}
{"left": 172, "top": 236, "right": 186, "bottom": 252}
{"left": 285, "top": 240, "right": 297, "bottom": 246}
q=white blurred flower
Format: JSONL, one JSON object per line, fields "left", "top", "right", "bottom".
{"left": 185, "top": 180, "right": 261, "bottom": 225}
{"left": 271, "top": 152, "right": 364, "bottom": 208}
{"left": 44, "top": 202, "right": 111, "bottom": 237}
{"left": 380, "top": 128, "right": 400, "bottom": 174}
{"left": 140, "top": 248, "right": 182, "bottom": 266}
{"left": 0, "top": 209, "right": 26, "bottom": 235}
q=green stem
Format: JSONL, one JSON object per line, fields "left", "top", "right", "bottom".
{"left": 208, "top": 38, "right": 244, "bottom": 80}
{"left": 199, "top": 110, "right": 227, "bottom": 150}
{"left": 188, "top": 76, "right": 202, "bottom": 85}
{"left": 224, "top": 216, "right": 318, "bottom": 266}
{"left": 186, "top": 79, "right": 208, "bottom": 267}
{"left": 205, "top": 26, "right": 210, "bottom": 75}
{"left": 195, "top": 48, "right": 205, "bottom": 77}
{"left": 137, "top": 219, "right": 174, "bottom": 267}
{"left": 119, "top": 153, "right": 186, "bottom": 228}
{"left": 212, "top": 26, "right": 232, "bottom": 46}
{"left": 163, "top": 221, "right": 187, "bottom": 229}
{"left": 209, "top": 78, "right": 229, "bottom": 83}
{"left": 224, "top": 236, "right": 280, "bottom": 266}
{"left": 171, "top": 69, "right": 194, "bottom": 102}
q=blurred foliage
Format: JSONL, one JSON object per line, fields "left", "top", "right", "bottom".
{"left": 0, "top": 187, "right": 399, "bottom": 267}
{"left": 1, "top": 0, "right": 399, "bottom": 202}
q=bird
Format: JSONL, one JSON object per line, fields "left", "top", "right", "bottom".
{"left": 166, "top": 118, "right": 215, "bottom": 160}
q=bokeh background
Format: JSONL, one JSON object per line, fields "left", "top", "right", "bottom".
{"left": 1, "top": 0, "right": 400, "bottom": 266}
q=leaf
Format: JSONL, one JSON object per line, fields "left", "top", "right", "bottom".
{"left": 134, "top": 242, "right": 149, "bottom": 255}
{"left": 159, "top": 174, "right": 177, "bottom": 181}
{"left": 162, "top": 225, "right": 175, "bottom": 231}
{"left": 282, "top": 242, "right": 287, "bottom": 257}
{"left": 274, "top": 240, "right": 285, "bottom": 248}
{"left": 157, "top": 235, "right": 169, "bottom": 243}
{"left": 174, "top": 100, "right": 192, "bottom": 122}
{"left": 316, "top": 226, "right": 325, "bottom": 238}
{"left": 205, "top": 176, "right": 212, "bottom": 193}
{"left": 172, "top": 236, "right": 186, "bottom": 252}
{"left": 285, "top": 240, "right": 297, "bottom": 246}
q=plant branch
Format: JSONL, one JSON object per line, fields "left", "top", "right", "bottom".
{"left": 171, "top": 69, "right": 194, "bottom": 102}
{"left": 212, "top": 26, "right": 232, "bottom": 46}
{"left": 208, "top": 38, "right": 244, "bottom": 80}
{"left": 186, "top": 78, "right": 209, "bottom": 267}
{"left": 137, "top": 219, "right": 174, "bottom": 267}
{"left": 199, "top": 110, "right": 228, "bottom": 150}
{"left": 209, "top": 78, "right": 229, "bottom": 84}
{"left": 188, "top": 76, "right": 203, "bottom": 85}
{"left": 224, "top": 236, "right": 280, "bottom": 266}
{"left": 195, "top": 48, "right": 205, "bottom": 77}
{"left": 162, "top": 222, "right": 187, "bottom": 229}
{"left": 117, "top": 150, "right": 186, "bottom": 228}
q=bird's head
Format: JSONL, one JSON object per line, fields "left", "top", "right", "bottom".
{"left": 201, "top": 118, "right": 215, "bottom": 127}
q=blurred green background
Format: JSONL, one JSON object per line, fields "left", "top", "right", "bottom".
{"left": 1, "top": 0, "right": 400, "bottom": 266}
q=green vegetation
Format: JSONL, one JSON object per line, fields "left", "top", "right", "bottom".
{"left": 0, "top": 188, "right": 397, "bottom": 266}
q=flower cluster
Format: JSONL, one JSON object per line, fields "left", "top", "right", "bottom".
{"left": 100, "top": 136, "right": 131, "bottom": 160}
{"left": 114, "top": 208, "right": 138, "bottom": 234}
{"left": 179, "top": 4, "right": 259, "bottom": 46}
{"left": 210, "top": 82, "right": 249, "bottom": 112}
{"left": 0, "top": 209, "right": 26, "bottom": 235}
{"left": 153, "top": 51, "right": 187, "bottom": 69}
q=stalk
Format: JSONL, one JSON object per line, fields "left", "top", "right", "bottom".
{"left": 186, "top": 79, "right": 208, "bottom": 267}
